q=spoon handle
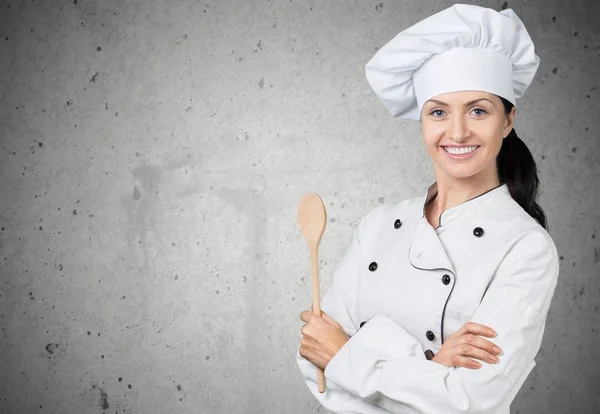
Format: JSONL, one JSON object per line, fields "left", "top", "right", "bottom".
{"left": 310, "top": 244, "right": 326, "bottom": 393}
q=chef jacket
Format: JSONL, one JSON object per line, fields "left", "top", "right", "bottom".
{"left": 296, "top": 182, "right": 559, "bottom": 414}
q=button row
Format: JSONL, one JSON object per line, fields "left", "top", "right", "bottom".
{"left": 368, "top": 263, "right": 453, "bottom": 289}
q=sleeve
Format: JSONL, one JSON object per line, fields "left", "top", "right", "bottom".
{"left": 321, "top": 231, "right": 560, "bottom": 414}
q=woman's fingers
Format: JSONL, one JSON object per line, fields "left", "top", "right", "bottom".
{"left": 452, "top": 322, "right": 496, "bottom": 339}
{"left": 442, "top": 332, "right": 502, "bottom": 365}
{"left": 432, "top": 322, "right": 501, "bottom": 369}
{"left": 301, "top": 310, "right": 343, "bottom": 330}
{"left": 433, "top": 345, "right": 487, "bottom": 370}
{"left": 450, "top": 355, "right": 482, "bottom": 370}
{"left": 321, "top": 312, "right": 342, "bottom": 328}
{"left": 458, "top": 334, "right": 503, "bottom": 356}
{"left": 300, "top": 311, "right": 313, "bottom": 323}
{"left": 299, "top": 336, "right": 329, "bottom": 370}
{"left": 298, "top": 311, "right": 349, "bottom": 371}
{"left": 299, "top": 312, "right": 326, "bottom": 339}
{"left": 455, "top": 343, "right": 499, "bottom": 364}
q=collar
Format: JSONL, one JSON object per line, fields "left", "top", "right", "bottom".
{"left": 409, "top": 182, "right": 510, "bottom": 272}
{"left": 419, "top": 182, "right": 510, "bottom": 227}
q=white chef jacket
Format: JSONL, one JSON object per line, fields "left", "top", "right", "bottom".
{"left": 296, "top": 182, "right": 559, "bottom": 414}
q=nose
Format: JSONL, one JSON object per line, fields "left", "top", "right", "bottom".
{"left": 447, "top": 116, "right": 470, "bottom": 143}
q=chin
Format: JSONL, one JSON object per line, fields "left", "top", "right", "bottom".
{"left": 438, "top": 164, "right": 485, "bottom": 180}
{"left": 433, "top": 150, "right": 493, "bottom": 181}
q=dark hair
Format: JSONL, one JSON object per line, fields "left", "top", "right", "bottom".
{"left": 497, "top": 97, "right": 547, "bottom": 230}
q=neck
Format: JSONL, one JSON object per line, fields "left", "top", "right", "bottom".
{"left": 430, "top": 170, "right": 501, "bottom": 214}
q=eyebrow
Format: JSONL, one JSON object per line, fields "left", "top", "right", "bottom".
{"left": 426, "top": 98, "right": 493, "bottom": 107}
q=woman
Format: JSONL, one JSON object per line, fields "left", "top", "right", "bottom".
{"left": 295, "top": 4, "right": 559, "bottom": 414}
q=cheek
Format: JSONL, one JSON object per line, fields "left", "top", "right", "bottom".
{"left": 421, "top": 123, "right": 444, "bottom": 147}
{"left": 472, "top": 123, "right": 504, "bottom": 149}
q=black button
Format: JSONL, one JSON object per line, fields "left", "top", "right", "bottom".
{"left": 368, "top": 262, "right": 378, "bottom": 272}
{"left": 394, "top": 219, "right": 402, "bottom": 229}
{"left": 426, "top": 330, "right": 435, "bottom": 341}
{"left": 360, "top": 321, "right": 366, "bottom": 328}
{"left": 424, "top": 350, "right": 434, "bottom": 360}
{"left": 442, "top": 274, "right": 451, "bottom": 285}
{"left": 473, "top": 227, "right": 484, "bottom": 237}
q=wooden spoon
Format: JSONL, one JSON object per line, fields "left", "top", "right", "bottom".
{"left": 297, "top": 192, "right": 327, "bottom": 393}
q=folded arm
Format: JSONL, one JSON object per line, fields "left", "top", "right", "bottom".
{"left": 296, "top": 209, "right": 558, "bottom": 413}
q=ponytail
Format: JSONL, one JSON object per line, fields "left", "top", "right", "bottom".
{"left": 497, "top": 97, "right": 548, "bottom": 230}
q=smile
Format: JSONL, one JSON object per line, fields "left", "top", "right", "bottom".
{"left": 441, "top": 145, "right": 480, "bottom": 159}
{"left": 443, "top": 146, "right": 479, "bottom": 154}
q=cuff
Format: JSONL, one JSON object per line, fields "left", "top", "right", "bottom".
{"left": 324, "top": 314, "right": 425, "bottom": 398}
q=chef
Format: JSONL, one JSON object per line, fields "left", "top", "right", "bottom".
{"left": 295, "top": 4, "right": 560, "bottom": 414}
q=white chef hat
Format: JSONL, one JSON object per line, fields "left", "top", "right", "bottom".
{"left": 365, "top": 4, "right": 540, "bottom": 120}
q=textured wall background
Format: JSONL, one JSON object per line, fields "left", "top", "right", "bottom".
{"left": 0, "top": 0, "right": 598, "bottom": 413}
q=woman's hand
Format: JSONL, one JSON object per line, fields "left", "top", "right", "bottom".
{"left": 299, "top": 310, "right": 349, "bottom": 370}
{"left": 432, "top": 322, "right": 502, "bottom": 369}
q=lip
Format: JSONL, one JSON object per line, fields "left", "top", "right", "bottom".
{"left": 440, "top": 145, "right": 480, "bottom": 159}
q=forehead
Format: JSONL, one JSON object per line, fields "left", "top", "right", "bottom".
{"left": 425, "top": 90, "right": 499, "bottom": 105}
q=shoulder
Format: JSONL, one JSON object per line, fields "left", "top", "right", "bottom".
{"left": 498, "top": 195, "right": 558, "bottom": 255}
{"left": 491, "top": 196, "right": 559, "bottom": 280}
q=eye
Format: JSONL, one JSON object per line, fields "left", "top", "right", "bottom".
{"left": 471, "top": 108, "right": 488, "bottom": 116}
{"left": 429, "top": 109, "right": 445, "bottom": 117}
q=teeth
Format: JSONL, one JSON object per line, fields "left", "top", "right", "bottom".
{"left": 444, "top": 146, "right": 478, "bottom": 155}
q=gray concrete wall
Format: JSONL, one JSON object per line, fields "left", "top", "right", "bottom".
{"left": 0, "top": 0, "right": 598, "bottom": 413}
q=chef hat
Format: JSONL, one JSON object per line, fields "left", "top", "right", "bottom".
{"left": 365, "top": 4, "right": 540, "bottom": 120}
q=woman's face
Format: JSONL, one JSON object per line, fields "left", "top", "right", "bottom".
{"left": 420, "top": 91, "right": 515, "bottom": 182}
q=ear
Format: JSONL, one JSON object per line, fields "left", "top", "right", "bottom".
{"left": 503, "top": 107, "right": 516, "bottom": 138}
